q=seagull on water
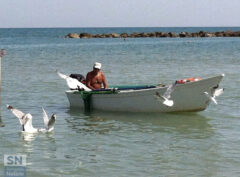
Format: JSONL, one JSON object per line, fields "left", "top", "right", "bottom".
{"left": 155, "top": 81, "right": 177, "bottom": 107}
{"left": 57, "top": 70, "right": 91, "bottom": 91}
{"left": 204, "top": 88, "right": 224, "bottom": 105}
{"left": 7, "top": 105, "right": 56, "bottom": 133}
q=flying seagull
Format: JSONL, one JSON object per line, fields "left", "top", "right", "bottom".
{"left": 57, "top": 70, "right": 91, "bottom": 91}
{"left": 155, "top": 81, "right": 177, "bottom": 107}
{"left": 204, "top": 88, "right": 224, "bottom": 105}
{"left": 7, "top": 105, "right": 56, "bottom": 133}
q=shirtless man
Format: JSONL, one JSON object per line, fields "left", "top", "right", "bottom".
{"left": 86, "top": 62, "right": 108, "bottom": 90}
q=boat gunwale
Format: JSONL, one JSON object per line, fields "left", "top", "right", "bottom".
{"left": 65, "top": 74, "right": 224, "bottom": 96}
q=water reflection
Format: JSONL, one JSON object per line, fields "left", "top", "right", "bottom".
{"left": 65, "top": 110, "right": 115, "bottom": 135}
{"left": 38, "top": 133, "right": 57, "bottom": 160}
{"left": 67, "top": 108, "right": 214, "bottom": 138}
{"left": 19, "top": 132, "right": 36, "bottom": 154}
{"left": 19, "top": 131, "right": 57, "bottom": 158}
{"left": 21, "top": 132, "right": 37, "bottom": 142}
{"left": 0, "top": 115, "right": 5, "bottom": 127}
{"left": 0, "top": 96, "right": 4, "bottom": 127}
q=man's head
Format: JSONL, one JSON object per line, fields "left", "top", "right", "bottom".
{"left": 93, "top": 62, "right": 102, "bottom": 70}
{"left": 93, "top": 62, "right": 102, "bottom": 73}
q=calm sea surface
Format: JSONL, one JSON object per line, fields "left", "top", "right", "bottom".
{"left": 0, "top": 27, "right": 240, "bottom": 177}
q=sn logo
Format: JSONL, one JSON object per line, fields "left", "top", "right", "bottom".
{"left": 4, "top": 155, "right": 26, "bottom": 166}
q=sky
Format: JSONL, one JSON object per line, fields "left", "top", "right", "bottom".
{"left": 0, "top": 0, "right": 239, "bottom": 28}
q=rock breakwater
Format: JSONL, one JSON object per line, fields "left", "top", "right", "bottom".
{"left": 65, "top": 30, "right": 240, "bottom": 39}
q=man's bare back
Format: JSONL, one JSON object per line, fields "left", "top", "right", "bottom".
{"left": 86, "top": 62, "right": 108, "bottom": 90}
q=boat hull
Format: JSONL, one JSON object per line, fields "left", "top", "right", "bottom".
{"left": 66, "top": 75, "right": 224, "bottom": 112}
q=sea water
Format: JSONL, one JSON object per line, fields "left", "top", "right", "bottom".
{"left": 0, "top": 27, "right": 240, "bottom": 176}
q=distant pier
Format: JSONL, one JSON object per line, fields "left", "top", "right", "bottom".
{"left": 65, "top": 30, "right": 240, "bottom": 39}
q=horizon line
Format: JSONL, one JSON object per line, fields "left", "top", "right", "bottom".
{"left": 0, "top": 26, "right": 240, "bottom": 29}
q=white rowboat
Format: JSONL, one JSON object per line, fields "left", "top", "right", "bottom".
{"left": 65, "top": 74, "right": 224, "bottom": 113}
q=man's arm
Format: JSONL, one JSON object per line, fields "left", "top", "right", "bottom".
{"left": 102, "top": 73, "right": 108, "bottom": 89}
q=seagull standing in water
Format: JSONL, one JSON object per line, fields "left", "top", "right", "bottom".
{"left": 57, "top": 71, "right": 91, "bottom": 91}
{"left": 7, "top": 105, "right": 56, "bottom": 133}
{"left": 155, "top": 81, "right": 177, "bottom": 107}
{"left": 204, "top": 88, "right": 224, "bottom": 105}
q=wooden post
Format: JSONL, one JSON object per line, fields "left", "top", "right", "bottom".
{"left": 0, "top": 49, "right": 6, "bottom": 127}
{"left": 0, "top": 49, "right": 5, "bottom": 90}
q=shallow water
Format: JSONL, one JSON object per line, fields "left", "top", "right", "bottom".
{"left": 0, "top": 27, "right": 240, "bottom": 176}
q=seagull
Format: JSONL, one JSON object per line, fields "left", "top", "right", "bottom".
{"left": 6, "top": 105, "right": 56, "bottom": 133}
{"left": 204, "top": 88, "right": 224, "bottom": 105}
{"left": 57, "top": 70, "right": 91, "bottom": 91}
{"left": 155, "top": 81, "right": 177, "bottom": 107}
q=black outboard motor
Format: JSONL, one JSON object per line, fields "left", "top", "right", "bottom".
{"left": 69, "top": 74, "right": 85, "bottom": 83}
